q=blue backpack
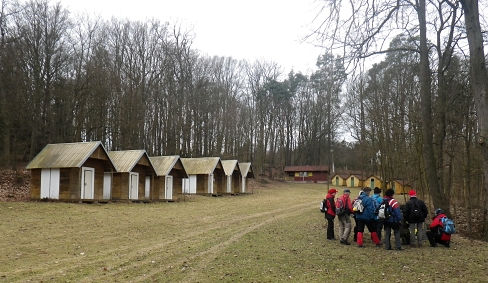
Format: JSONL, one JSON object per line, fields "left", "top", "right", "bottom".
{"left": 441, "top": 217, "right": 456, "bottom": 234}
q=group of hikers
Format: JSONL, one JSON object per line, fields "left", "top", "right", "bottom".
{"left": 321, "top": 186, "right": 453, "bottom": 249}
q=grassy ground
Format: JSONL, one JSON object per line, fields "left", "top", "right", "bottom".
{"left": 0, "top": 181, "right": 486, "bottom": 282}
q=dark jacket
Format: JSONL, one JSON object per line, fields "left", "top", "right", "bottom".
{"left": 403, "top": 197, "right": 428, "bottom": 223}
{"left": 383, "top": 196, "right": 402, "bottom": 224}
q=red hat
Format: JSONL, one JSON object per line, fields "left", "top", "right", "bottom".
{"left": 328, "top": 188, "right": 338, "bottom": 194}
{"left": 409, "top": 190, "right": 417, "bottom": 198}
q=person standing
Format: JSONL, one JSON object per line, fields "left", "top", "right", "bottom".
{"left": 383, "top": 188, "right": 404, "bottom": 250}
{"left": 371, "top": 187, "right": 384, "bottom": 243}
{"left": 355, "top": 187, "right": 381, "bottom": 248}
{"left": 426, "top": 208, "right": 452, "bottom": 248}
{"left": 403, "top": 189, "right": 428, "bottom": 248}
{"left": 325, "top": 188, "right": 338, "bottom": 240}
{"left": 336, "top": 189, "right": 354, "bottom": 245}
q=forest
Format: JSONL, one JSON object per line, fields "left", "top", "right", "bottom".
{"left": 1, "top": 0, "right": 488, "bottom": 238}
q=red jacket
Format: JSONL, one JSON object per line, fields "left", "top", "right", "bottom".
{"left": 325, "top": 193, "right": 336, "bottom": 217}
{"left": 338, "top": 194, "right": 354, "bottom": 214}
{"left": 429, "top": 213, "right": 452, "bottom": 241}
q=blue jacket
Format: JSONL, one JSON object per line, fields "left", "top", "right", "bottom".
{"left": 355, "top": 192, "right": 376, "bottom": 221}
{"left": 371, "top": 193, "right": 383, "bottom": 220}
{"left": 383, "top": 196, "right": 402, "bottom": 223}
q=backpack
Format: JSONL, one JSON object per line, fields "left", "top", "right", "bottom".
{"left": 371, "top": 196, "right": 380, "bottom": 215}
{"left": 335, "top": 198, "right": 345, "bottom": 216}
{"left": 409, "top": 200, "right": 423, "bottom": 222}
{"left": 441, "top": 217, "right": 456, "bottom": 234}
{"left": 352, "top": 197, "right": 364, "bottom": 213}
{"left": 377, "top": 199, "right": 392, "bottom": 220}
{"left": 320, "top": 199, "right": 328, "bottom": 213}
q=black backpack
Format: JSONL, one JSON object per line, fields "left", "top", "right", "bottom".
{"left": 409, "top": 200, "right": 423, "bottom": 222}
{"left": 377, "top": 199, "right": 392, "bottom": 219}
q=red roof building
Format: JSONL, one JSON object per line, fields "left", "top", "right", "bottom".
{"left": 283, "top": 166, "right": 329, "bottom": 183}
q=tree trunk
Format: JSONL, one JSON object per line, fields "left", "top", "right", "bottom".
{"left": 460, "top": 0, "right": 488, "bottom": 240}
{"left": 418, "top": 0, "right": 443, "bottom": 211}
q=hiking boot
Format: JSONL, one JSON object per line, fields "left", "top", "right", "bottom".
{"left": 410, "top": 244, "right": 416, "bottom": 248}
{"left": 385, "top": 247, "right": 392, "bottom": 250}
{"left": 417, "top": 243, "right": 422, "bottom": 248}
{"left": 444, "top": 242, "right": 450, "bottom": 248}
{"left": 358, "top": 245, "right": 365, "bottom": 248}
{"left": 396, "top": 247, "right": 405, "bottom": 251}
{"left": 343, "top": 241, "right": 351, "bottom": 245}
{"left": 376, "top": 243, "right": 383, "bottom": 248}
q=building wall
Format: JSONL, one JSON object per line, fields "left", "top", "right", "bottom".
{"left": 30, "top": 168, "right": 41, "bottom": 200}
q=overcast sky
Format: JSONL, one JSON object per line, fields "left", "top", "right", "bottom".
{"left": 60, "top": 0, "right": 325, "bottom": 75}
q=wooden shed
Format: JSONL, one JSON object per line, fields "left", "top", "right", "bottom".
{"left": 149, "top": 155, "right": 188, "bottom": 201}
{"left": 283, "top": 165, "right": 329, "bottom": 183}
{"left": 25, "top": 141, "right": 115, "bottom": 201}
{"left": 392, "top": 179, "right": 411, "bottom": 195}
{"left": 345, "top": 174, "right": 364, "bottom": 188}
{"left": 180, "top": 157, "right": 225, "bottom": 195}
{"left": 366, "top": 175, "right": 383, "bottom": 189}
{"left": 221, "top": 160, "right": 241, "bottom": 194}
{"left": 239, "top": 162, "right": 255, "bottom": 193}
{"left": 331, "top": 173, "right": 348, "bottom": 186}
{"left": 108, "top": 150, "right": 156, "bottom": 201}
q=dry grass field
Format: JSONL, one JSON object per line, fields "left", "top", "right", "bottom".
{"left": 1, "top": 180, "right": 487, "bottom": 282}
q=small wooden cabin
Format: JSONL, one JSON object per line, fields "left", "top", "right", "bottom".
{"left": 392, "top": 179, "right": 411, "bottom": 194}
{"left": 149, "top": 155, "right": 188, "bottom": 201}
{"left": 283, "top": 166, "right": 329, "bottom": 183}
{"left": 366, "top": 175, "right": 383, "bottom": 190}
{"left": 239, "top": 162, "right": 255, "bottom": 193}
{"left": 221, "top": 160, "right": 241, "bottom": 194}
{"left": 180, "top": 157, "right": 225, "bottom": 195}
{"left": 345, "top": 174, "right": 364, "bottom": 188}
{"left": 108, "top": 150, "right": 156, "bottom": 201}
{"left": 26, "top": 141, "right": 115, "bottom": 201}
{"left": 331, "top": 173, "right": 348, "bottom": 187}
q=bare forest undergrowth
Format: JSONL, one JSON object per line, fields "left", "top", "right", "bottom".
{"left": 0, "top": 169, "right": 484, "bottom": 240}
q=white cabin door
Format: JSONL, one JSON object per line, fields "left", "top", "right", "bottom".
{"left": 165, "top": 175, "right": 173, "bottom": 199}
{"left": 182, "top": 178, "right": 189, "bottom": 194}
{"left": 81, "top": 167, "right": 95, "bottom": 199}
{"left": 242, "top": 176, "right": 246, "bottom": 193}
{"left": 208, "top": 174, "right": 214, "bottom": 194}
{"left": 145, "top": 175, "right": 151, "bottom": 199}
{"left": 227, "top": 176, "right": 232, "bottom": 193}
{"left": 189, "top": 175, "right": 197, "bottom": 194}
{"left": 103, "top": 173, "right": 111, "bottom": 199}
{"left": 129, "top": 172, "right": 139, "bottom": 200}
{"left": 41, "top": 168, "right": 60, "bottom": 199}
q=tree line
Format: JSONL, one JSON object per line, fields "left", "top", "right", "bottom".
{"left": 0, "top": 0, "right": 347, "bottom": 178}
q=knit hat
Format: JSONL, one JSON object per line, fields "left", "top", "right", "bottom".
{"left": 385, "top": 188, "right": 395, "bottom": 196}
{"left": 409, "top": 190, "right": 417, "bottom": 198}
{"left": 373, "top": 187, "right": 381, "bottom": 194}
{"left": 328, "top": 188, "right": 338, "bottom": 194}
{"left": 343, "top": 189, "right": 351, "bottom": 194}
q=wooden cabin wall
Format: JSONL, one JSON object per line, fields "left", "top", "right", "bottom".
{"left": 64, "top": 168, "right": 78, "bottom": 200}
{"left": 152, "top": 177, "right": 162, "bottom": 200}
{"left": 197, "top": 175, "right": 206, "bottom": 194}
{"left": 30, "top": 169, "right": 41, "bottom": 199}
{"left": 214, "top": 171, "right": 225, "bottom": 194}
{"left": 232, "top": 173, "right": 240, "bottom": 193}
